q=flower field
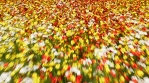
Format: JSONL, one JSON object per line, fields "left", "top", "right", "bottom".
{"left": 0, "top": 0, "right": 149, "bottom": 83}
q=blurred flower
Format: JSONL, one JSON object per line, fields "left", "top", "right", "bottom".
{"left": 21, "top": 77, "right": 33, "bottom": 83}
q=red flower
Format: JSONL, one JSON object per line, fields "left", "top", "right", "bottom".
{"left": 57, "top": 77, "right": 62, "bottom": 82}
{"left": 53, "top": 21, "right": 58, "bottom": 26}
{"left": 80, "top": 30, "right": 84, "bottom": 34}
{"left": 76, "top": 75, "right": 82, "bottom": 83}
{"left": 124, "top": 76, "right": 130, "bottom": 81}
{"left": 42, "top": 55, "right": 50, "bottom": 63}
{"left": 49, "top": 73, "right": 53, "bottom": 78}
{"left": 110, "top": 70, "right": 116, "bottom": 77}
{"left": 62, "top": 35, "right": 67, "bottom": 40}
{"left": 131, "top": 79, "right": 138, "bottom": 83}
{"left": 51, "top": 77, "right": 57, "bottom": 83}
{"left": 105, "top": 77, "right": 110, "bottom": 83}
{"left": 132, "top": 63, "right": 138, "bottom": 69}
{"left": 40, "top": 71, "right": 45, "bottom": 79}
{"left": 55, "top": 45, "right": 60, "bottom": 49}
{"left": 142, "top": 27, "right": 147, "bottom": 31}
{"left": 67, "top": 65, "right": 71, "bottom": 71}
{"left": 68, "top": 24, "right": 75, "bottom": 29}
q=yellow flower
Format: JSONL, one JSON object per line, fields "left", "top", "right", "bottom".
{"left": 2, "top": 34, "right": 8, "bottom": 40}
{"left": 54, "top": 27, "right": 58, "bottom": 31}
{"left": 71, "top": 40, "right": 75, "bottom": 45}
{"left": 49, "top": 61, "right": 55, "bottom": 66}
{"left": 28, "top": 61, "right": 33, "bottom": 67}
{"left": 123, "top": 55, "right": 127, "bottom": 60}
{"left": 145, "top": 66, "right": 149, "bottom": 74}
{"left": 72, "top": 63, "right": 77, "bottom": 67}
{"left": 63, "top": 64, "right": 68, "bottom": 70}
{"left": 48, "top": 67, "right": 53, "bottom": 72}
{"left": 104, "top": 64, "right": 110, "bottom": 73}
{"left": 16, "top": 53, "right": 23, "bottom": 58}
{"left": 146, "top": 49, "right": 149, "bottom": 55}
{"left": 73, "top": 54, "right": 76, "bottom": 58}
{"left": 120, "top": 48, "right": 126, "bottom": 54}
{"left": 120, "top": 75, "right": 125, "bottom": 82}
{"left": 141, "top": 45, "right": 146, "bottom": 50}
{"left": 32, "top": 73, "right": 38, "bottom": 83}
{"left": 95, "top": 35, "right": 99, "bottom": 40}
{"left": 70, "top": 75, "right": 75, "bottom": 82}
{"left": 5, "top": 53, "right": 10, "bottom": 59}
{"left": 136, "top": 70, "right": 144, "bottom": 77}
{"left": 115, "top": 64, "right": 120, "bottom": 70}
{"left": 114, "top": 56, "right": 119, "bottom": 61}
{"left": 99, "top": 77, "right": 105, "bottom": 83}
{"left": 11, "top": 70, "right": 17, "bottom": 76}
{"left": 0, "top": 21, "right": 7, "bottom": 26}
{"left": 8, "top": 62, "right": 14, "bottom": 68}
{"left": 57, "top": 71, "right": 61, "bottom": 76}
{"left": 88, "top": 73, "right": 92, "bottom": 78}
{"left": 66, "top": 30, "right": 73, "bottom": 37}
{"left": 55, "top": 64, "right": 60, "bottom": 69}
{"left": 29, "top": 54, "right": 34, "bottom": 59}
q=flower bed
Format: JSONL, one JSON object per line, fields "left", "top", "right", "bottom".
{"left": 0, "top": 0, "right": 149, "bottom": 83}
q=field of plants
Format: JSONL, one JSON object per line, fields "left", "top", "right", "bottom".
{"left": 0, "top": 0, "right": 149, "bottom": 83}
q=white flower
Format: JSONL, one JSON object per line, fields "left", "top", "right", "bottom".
{"left": 25, "top": 78, "right": 33, "bottom": 83}
{"left": 94, "top": 46, "right": 107, "bottom": 58}
{"left": 67, "top": 82, "right": 72, "bottom": 83}
{"left": 128, "top": 45, "right": 134, "bottom": 49}
{"left": 131, "top": 20, "right": 138, "bottom": 24}
{"left": 19, "top": 67, "right": 27, "bottom": 74}
{"left": 70, "top": 67, "right": 81, "bottom": 75}
{"left": 144, "top": 77, "right": 149, "bottom": 83}
{"left": 54, "top": 58, "right": 61, "bottom": 63}
{"left": 48, "top": 24, "right": 53, "bottom": 29}
{"left": 31, "top": 39, "right": 37, "bottom": 44}
{"left": 32, "top": 65, "right": 39, "bottom": 71}
{"left": 30, "top": 34, "right": 35, "bottom": 39}
{"left": 51, "top": 48, "right": 56, "bottom": 53}
{"left": 145, "top": 40, "right": 149, "bottom": 46}
{"left": 0, "top": 77, "right": 3, "bottom": 82}
{"left": 0, "top": 72, "right": 9, "bottom": 80}
{"left": 42, "top": 35, "right": 48, "bottom": 38}
{"left": 108, "top": 47, "right": 117, "bottom": 53}
{"left": 65, "top": 71, "right": 70, "bottom": 77}
{"left": 138, "top": 31, "right": 147, "bottom": 35}
{"left": 38, "top": 41, "right": 45, "bottom": 47}
{"left": 135, "top": 33, "right": 141, "bottom": 39}
{"left": 83, "top": 58, "right": 92, "bottom": 65}
{"left": 41, "top": 67, "right": 46, "bottom": 72}
{"left": 119, "top": 40, "right": 124, "bottom": 44}
{"left": 5, "top": 76, "right": 11, "bottom": 83}
{"left": 54, "top": 51, "right": 59, "bottom": 56}
{"left": 105, "top": 60, "right": 114, "bottom": 68}
{"left": 21, "top": 77, "right": 33, "bottom": 83}
{"left": 14, "top": 64, "right": 23, "bottom": 71}
{"left": 56, "top": 32, "right": 60, "bottom": 37}
{"left": 86, "top": 58, "right": 92, "bottom": 64}
{"left": 23, "top": 38, "right": 28, "bottom": 41}
{"left": 137, "top": 62, "right": 146, "bottom": 68}
{"left": 139, "top": 40, "right": 145, "bottom": 45}
{"left": 129, "top": 81, "right": 135, "bottom": 83}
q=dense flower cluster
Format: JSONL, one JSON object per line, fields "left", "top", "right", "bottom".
{"left": 0, "top": 0, "right": 149, "bottom": 83}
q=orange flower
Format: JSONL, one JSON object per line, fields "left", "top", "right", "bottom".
{"left": 4, "top": 62, "right": 9, "bottom": 68}
{"left": 17, "top": 77, "right": 22, "bottom": 83}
